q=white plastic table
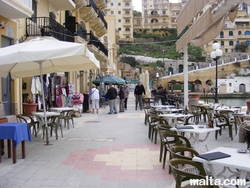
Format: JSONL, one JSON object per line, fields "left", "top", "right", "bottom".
{"left": 193, "top": 147, "right": 250, "bottom": 188}
{"left": 171, "top": 125, "right": 220, "bottom": 152}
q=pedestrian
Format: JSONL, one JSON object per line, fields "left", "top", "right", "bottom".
{"left": 89, "top": 85, "right": 100, "bottom": 114}
{"left": 134, "top": 81, "right": 145, "bottom": 110}
{"left": 157, "top": 84, "right": 163, "bottom": 90}
{"left": 106, "top": 84, "right": 118, "bottom": 114}
{"left": 119, "top": 85, "right": 125, "bottom": 112}
{"left": 124, "top": 84, "right": 130, "bottom": 110}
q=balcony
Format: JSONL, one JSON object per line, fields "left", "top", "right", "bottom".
{"left": 89, "top": 9, "right": 108, "bottom": 37}
{"left": 95, "top": 0, "right": 107, "bottom": 10}
{"left": 87, "top": 31, "right": 108, "bottom": 62}
{"left": 237, "top": 35, "right": 250, "bottom": 40}
{"left": 73, "top": 0, "right": 87, "bottom": 11}
{"left": 123, "top": 0, "right": 130, "bottom": 2}
{"left": 0, "top": 0, "right": 33, "bottom": 19}
{"left": 80, "top": 0, "right": 98, "bottom": 23}
{"left": 123, "top": 14, "right": 131, "bottom": 18}
{"left": 47, "top": 0, "right": 75, "bottom": 10}
{"left": 26, "top": 17, "right": 74, "bottom": 42}
{"left": 123, "top": 22, "right": 131, "bottom": 27}
{"left": 123, "top": 5, "right": 132, "bottom": 9}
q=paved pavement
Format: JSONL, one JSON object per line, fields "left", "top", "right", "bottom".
{"left": 0, "top": 94, "right": 247, "bottom": 188}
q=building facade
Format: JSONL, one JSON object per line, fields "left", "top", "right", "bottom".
{"left": 0, "top": 0, "right": 119, "bottom": 116}
{"left": 105, "top": 0, "right": 133, "bottom": 41}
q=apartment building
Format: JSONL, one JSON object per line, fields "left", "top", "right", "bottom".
{"left": 205, "top": 9, "right": 250, "bottom": 56}
{"left": 0, "top": 0, "right": 119, "bottom": 116}
{"left": 141, "top": 0, "right": 185, "bottom": 29}
{"left": 105, "top": 0, "right": 133, "bottom": 41}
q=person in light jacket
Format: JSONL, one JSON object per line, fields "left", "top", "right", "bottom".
{"left": 124, "top": 84, "right": 129, "bottom": 110}
{"left": 90, "top": 85, "right": 100, "bottom": 114}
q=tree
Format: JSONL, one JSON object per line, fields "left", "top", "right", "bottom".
{"left": 235, "top": 42, "right": 249, "bottom": 52}
{"left": 133, "top": 10, "right": 142, "bottom": 16}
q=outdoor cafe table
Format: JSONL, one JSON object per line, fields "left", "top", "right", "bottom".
{"left": 193, "top": 147, "right": 250, "bottom": 188}
{"left": 156, "top": 108, "right": 182, "bottom": 114}
{"left": 152, "top": 105, "right": 176, "bottom": 109}
{"left": 171, "top": 125, "right": 220, "bottom": 152}
{"left": 32, "top": 112, "right": 60, "bottom": 136}
{"left": 0, "top": 122, "right": 32, "bottom": 163}
{"left": 158, "top": 113, "right": 190, "bottom": 126}
{"left": 49, "top": 107, "right": 74, "bottom": 113}
{"left": 215, "top": 107, "right": 240, "bottom": 113}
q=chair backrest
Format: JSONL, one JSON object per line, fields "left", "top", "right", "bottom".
{"left": 160, "top": 129, "right": 192, "bottom": 148}
{"left": 169, "top": 159, "right": 209, "bottom": 188}
{"left": 16, "top": 114, "right": 28, "bottom": 123}
{"left": 169, "top": 146, "right": 199, "bottom": 161}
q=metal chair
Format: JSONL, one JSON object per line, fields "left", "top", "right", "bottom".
{"left": 60, "top": 110, "right": 75, "bottom": 129}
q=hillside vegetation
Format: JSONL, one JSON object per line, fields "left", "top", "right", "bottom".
{"left": 118, "top": 28, "right": 206, "bottom": 67}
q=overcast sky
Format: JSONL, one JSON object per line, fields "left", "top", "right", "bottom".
{"left": 132, "top": 0, "right": 180, "bottom": 11}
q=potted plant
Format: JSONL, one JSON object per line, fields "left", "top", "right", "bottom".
{"left": 22, "top": 94, "right": 38, "bottom": 115}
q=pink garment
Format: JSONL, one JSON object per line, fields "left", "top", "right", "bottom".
{"left": 79, "top": 93, "right": 84, "bottom": 104}
{"left": 57, "top": 95, "right": 62, "bottom": 107}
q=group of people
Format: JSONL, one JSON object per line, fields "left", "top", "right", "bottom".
{"left": 89, "top": 83, "right": 130, "bottom": 114}
{"left": 89, "top": 81, "right": 147, "bottom": 114}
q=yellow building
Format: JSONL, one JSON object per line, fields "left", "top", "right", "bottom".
{"left": 0, "top": 0, "right": 119, "bottom": 116}
{"left": 141, "top": 0, "right": 186, "bottom": 29}
{"left": 105, "top": 0, "right": 134, "bottom": 42}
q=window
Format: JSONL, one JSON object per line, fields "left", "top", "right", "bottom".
{"left": 118, "top": 19, "right": 121, "bottom": 23}
{"left": 125, "top": 28, "right": 130, "bottom": 31}
{"left": 125, "top": 11, "right": 130, "bottom": 14}
{"left": 118, "top": 2, "right": 121, "bottom": 6}
{"left": 144, "top": 11, "right": 148, "bottom": 14}
{"left": 137, "top": 20, "right": 140, "bottom": 24}
{"left": 118, "top": 27, "right": 121, "bottom": 31}
{"left": 221, "top": 41, "right": 224, "bottom": 46}
{"left": 162, "top": 18, "right": 166, "bottom": 23}
{"left": 229, "top": 41, "right": 234, "bottom": 46}
{"left": 145, "top": 19, "right": 148, "bottom": 23}
{"left": 238, "top": 31, "right": 242, "bottom": 35}
{"left": 220, "top": 31, "right": 224, "bottom": 38}
{"left": 231, "top": 48, "right": 234, "bottom": 52}
{"left": 229, "top": 83, "right": 232, "bottom": 87}
{"left": 111, "top": 11, "right": 114, "bottom": 14}
{"left": 125, "top": 19, "right": 130, "bottom": 23}
{"left": 162, "top": 10, "right": 166, "bottom": 14}
{"left": 118, "top": 11, "right": 121, "bottom": 14}
{"left": 111, "top": 3, "right": 113, "bottom": 6}
{"left": 225, "top": 48, "right": 228, "bottom": 52}
{"left": 229, "top": 31, "right": 233, "bottom": 36}
{"left": 155, "top": 5, "right": 158, "bottom": 9}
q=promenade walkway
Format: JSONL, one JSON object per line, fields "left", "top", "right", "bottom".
{"left": 0, "top": 93, "right": 246, "bottom": 188}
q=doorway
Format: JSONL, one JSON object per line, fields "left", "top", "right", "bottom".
{"left": 1, "top": 36, "right": 14, "bottom": 115}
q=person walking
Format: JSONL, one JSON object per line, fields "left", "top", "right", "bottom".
{"left": 106, "top": 84, "right": 118, "bottom": 114}
{"left": 119, "top": 85, "right": 125, "bottom": 112}
{"left": 89, "top": 85, "right": 100, "bottom": 114}
{"left": 134, "top": 81, "right": 145, "bottom": 110}
{"left": 124, "top": 84, "right": 129, "bottom": 110}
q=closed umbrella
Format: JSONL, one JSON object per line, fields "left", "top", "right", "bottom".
{"left": 0, "top": 36, "right": 99, "bottom": 144}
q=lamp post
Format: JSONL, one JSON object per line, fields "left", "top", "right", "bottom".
{"left": 156, "top": 72, "right": 159, "bottom": 88}
{"left": 210, "top": 41, "right": 223, "bottom": 103}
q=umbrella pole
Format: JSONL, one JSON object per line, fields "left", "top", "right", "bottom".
{"left": 38, "top": 61, "right": 50, "bottom": 145}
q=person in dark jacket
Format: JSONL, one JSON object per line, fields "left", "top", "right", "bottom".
{"left": 119, "top": 86, "right": 125, "bottom": 112}
{"left": 134, "top": 81, "right": 146, "bottom": 110}
{"left": 106, "top": 84, "right": 118, "bottom": 114}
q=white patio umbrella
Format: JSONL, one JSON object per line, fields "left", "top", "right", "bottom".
{"left": 0, "top": 37, "right": 100, "bottom": 144}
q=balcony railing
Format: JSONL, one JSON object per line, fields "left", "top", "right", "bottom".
{"left": 26, "top": 17, "right": 74, "bottom": 42}
{"left": 97, "top": 9, "right": 108, "bottom": 30}
{"left": 88, "top": 30, "right": 108, "bottom": 57}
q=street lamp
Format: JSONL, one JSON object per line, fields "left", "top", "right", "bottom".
{"left": 162, "top": 49, "right": 166, "bottom": 76}
{"left": 210, "top": 41, "right": 223, "bottom": 103}
{"left": 156, "top": 72, "right": 159, "bottom": 88}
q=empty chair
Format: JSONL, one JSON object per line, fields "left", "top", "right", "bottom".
{"left": 214, "top": 113, "right": 233, "bottom": 140}
{"left": 16, "top": 114, "right": 38, "bottom": 137}
{"left": 169, "top": 159, "right": 218, "bottom": 188}
{"left": 47, "top": 115, "right": 63, "bottom": 140}
{"left": 60, "top": 110, "right": 75, "bottom": 129}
